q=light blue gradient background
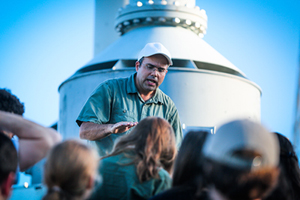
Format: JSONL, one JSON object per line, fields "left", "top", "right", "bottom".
{"left": 0, "top": 0, "right": 299, "bottom": 141}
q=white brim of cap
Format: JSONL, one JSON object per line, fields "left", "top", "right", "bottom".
{"left": 139, "top": 53, "right": 173, "bottom": 65}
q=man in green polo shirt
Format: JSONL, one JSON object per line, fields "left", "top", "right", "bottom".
{"left": 76, "top": 42, "right": 183, "bottom": 157}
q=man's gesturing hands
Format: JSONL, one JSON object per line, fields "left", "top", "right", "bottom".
{"left": 110, "top": 122, "right": 138, "bottom": 134}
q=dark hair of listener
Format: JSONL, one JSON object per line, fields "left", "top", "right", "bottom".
{"left": 106, "top": 117, "right": 177, "bottom": 182}
{"left": 0, "top": 132, "right": 18, "bottom": 184}
{"left": 264, "top": 132, "right": 300, "bottom": 200}
{"left": 172, "top": 130, "right": 209, "bottom": 188}
{"left": 43, "top": 140, "right": 98, "bottom": 200}
{"left": 203, "top": 157, "right": 279, "bottom": 200}
{"left": 0, "top": 88, "right": 24, "bottom": 115}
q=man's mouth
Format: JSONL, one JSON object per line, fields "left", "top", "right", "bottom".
{"left": 146, "top": 79, "right": 157, "bottom": 86}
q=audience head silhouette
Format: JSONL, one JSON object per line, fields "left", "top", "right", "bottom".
{"left": 0, "top": 133, "right": 18, "bottom": 200}
{"left": 43, "top": 140, "right": 99, "bottom": 200}
{"left": 202, "top": 119, "right": 280, "bottom": 200}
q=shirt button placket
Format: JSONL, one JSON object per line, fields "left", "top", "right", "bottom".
{"left": 141, "top": 103, "right": 149, "bottom": 120}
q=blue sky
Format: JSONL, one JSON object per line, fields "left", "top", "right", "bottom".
{"left": 0, "top": 0, "right": 299, "bottom": 144}
{"left": 200, "top": 0, "right": 300, "bottom": 142}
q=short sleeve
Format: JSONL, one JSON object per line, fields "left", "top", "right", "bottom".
{"left": 76, "top": 82, "right": 112, "bottom": 126}
{"left": 168, "top": 105, "right": 183, "bottom": 149}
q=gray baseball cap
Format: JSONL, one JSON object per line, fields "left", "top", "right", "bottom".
{"left": 202, "top": 119, "right": 279, "bottom": 170}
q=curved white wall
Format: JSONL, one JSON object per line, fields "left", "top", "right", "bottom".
{"left": 58, "top": 68, "right": 261, "bottom": 138}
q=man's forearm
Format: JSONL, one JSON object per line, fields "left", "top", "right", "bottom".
{"left": 79, "top": 122, "right": 113, "bottom": 141}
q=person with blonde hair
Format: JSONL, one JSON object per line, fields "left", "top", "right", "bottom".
{"left": 43, "top": 140, "right": 100, "bottom": 200}
{"left": 89, "top": 116, "right": 177, "bottom": 200}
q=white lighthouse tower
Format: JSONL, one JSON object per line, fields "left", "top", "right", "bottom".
{"left": 58, "top": 0, "right": 261, "bottom": 139}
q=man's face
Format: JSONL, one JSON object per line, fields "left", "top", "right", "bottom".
{"left": 135, "top": 54, "right": 169, "bottom": 95}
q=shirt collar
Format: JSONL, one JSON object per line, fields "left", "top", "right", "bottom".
{"left": 127, "top": 73, "right": 164, "bottom": 105}
{"left": 150, "top": 88, "right": 164, "bottom": 105}
{"left": 127, "top": 73, "right": 138, "bottom": 94}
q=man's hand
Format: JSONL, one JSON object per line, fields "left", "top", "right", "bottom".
{"left": 79, "top": 121, "right": 138, "bottom": 141}
{"left": 110, "top": 122, "right": 138, "bottom": 134}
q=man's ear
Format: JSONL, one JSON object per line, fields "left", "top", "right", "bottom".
{"left": 135, "top": 61, "right": 140, "bottom": 72}
{"left": 1, "top": 172, "right": 15, "bottom": 198}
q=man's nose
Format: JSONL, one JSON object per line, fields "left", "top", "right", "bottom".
{"left": 150, "top": 68, "right": 159, "bottom": 76}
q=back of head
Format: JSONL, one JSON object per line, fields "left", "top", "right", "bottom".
{"left": 43, "top": 140, "right": 99, "bottom": 200}
{"left": 264, "top": 133, "right": 300, "bottom": 200}
{"left": 0, "top": 89, "right": 24, "bottom": 115}
{"left": 172, "top": 131, "right": 208, "bottom": 187}
{"left": 111, "top": 117, "right": 177, "bottom": 182}
{"left": 0, "top": 132, "right": 18, "bottom": 199}
{"left": 202, "top": 119, "right": 280, "bottom": 200}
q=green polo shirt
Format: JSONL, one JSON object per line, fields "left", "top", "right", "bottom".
{"left": 76, "top": 73, "right": 183, "bottom": 157}
{"left": 89, "top": 151, "right": 172, "bottom": 200}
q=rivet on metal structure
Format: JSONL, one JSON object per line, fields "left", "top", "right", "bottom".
{"left": 115, "top": 0, "right": 208, "bottom": 38}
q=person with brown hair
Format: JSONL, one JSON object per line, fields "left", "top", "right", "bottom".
{"left": 43, "top": 140, "right": 100, "bottom": 200}
{"left": 89, "top": 116, "right": 177, "bottom": 200}
{"left": 263, "top": 132, "right": 300, "bottom": 200}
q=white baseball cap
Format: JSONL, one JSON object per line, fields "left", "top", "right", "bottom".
{"left": 202, "top": 119, "right": 279, "bottom": 170}
{"left": 138, "top": 42, "right": 173, "bottom": 65}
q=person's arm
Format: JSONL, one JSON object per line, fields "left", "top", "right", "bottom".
{"left": 0, "top": 111, "right": 62, "bottom": 171}
{"left": 79, "top": 121, "right": 137, "bottom": 141}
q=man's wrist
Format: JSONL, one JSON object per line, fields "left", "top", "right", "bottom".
{"left": 108, "top": 124, "right": 115, "bottom": 134}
